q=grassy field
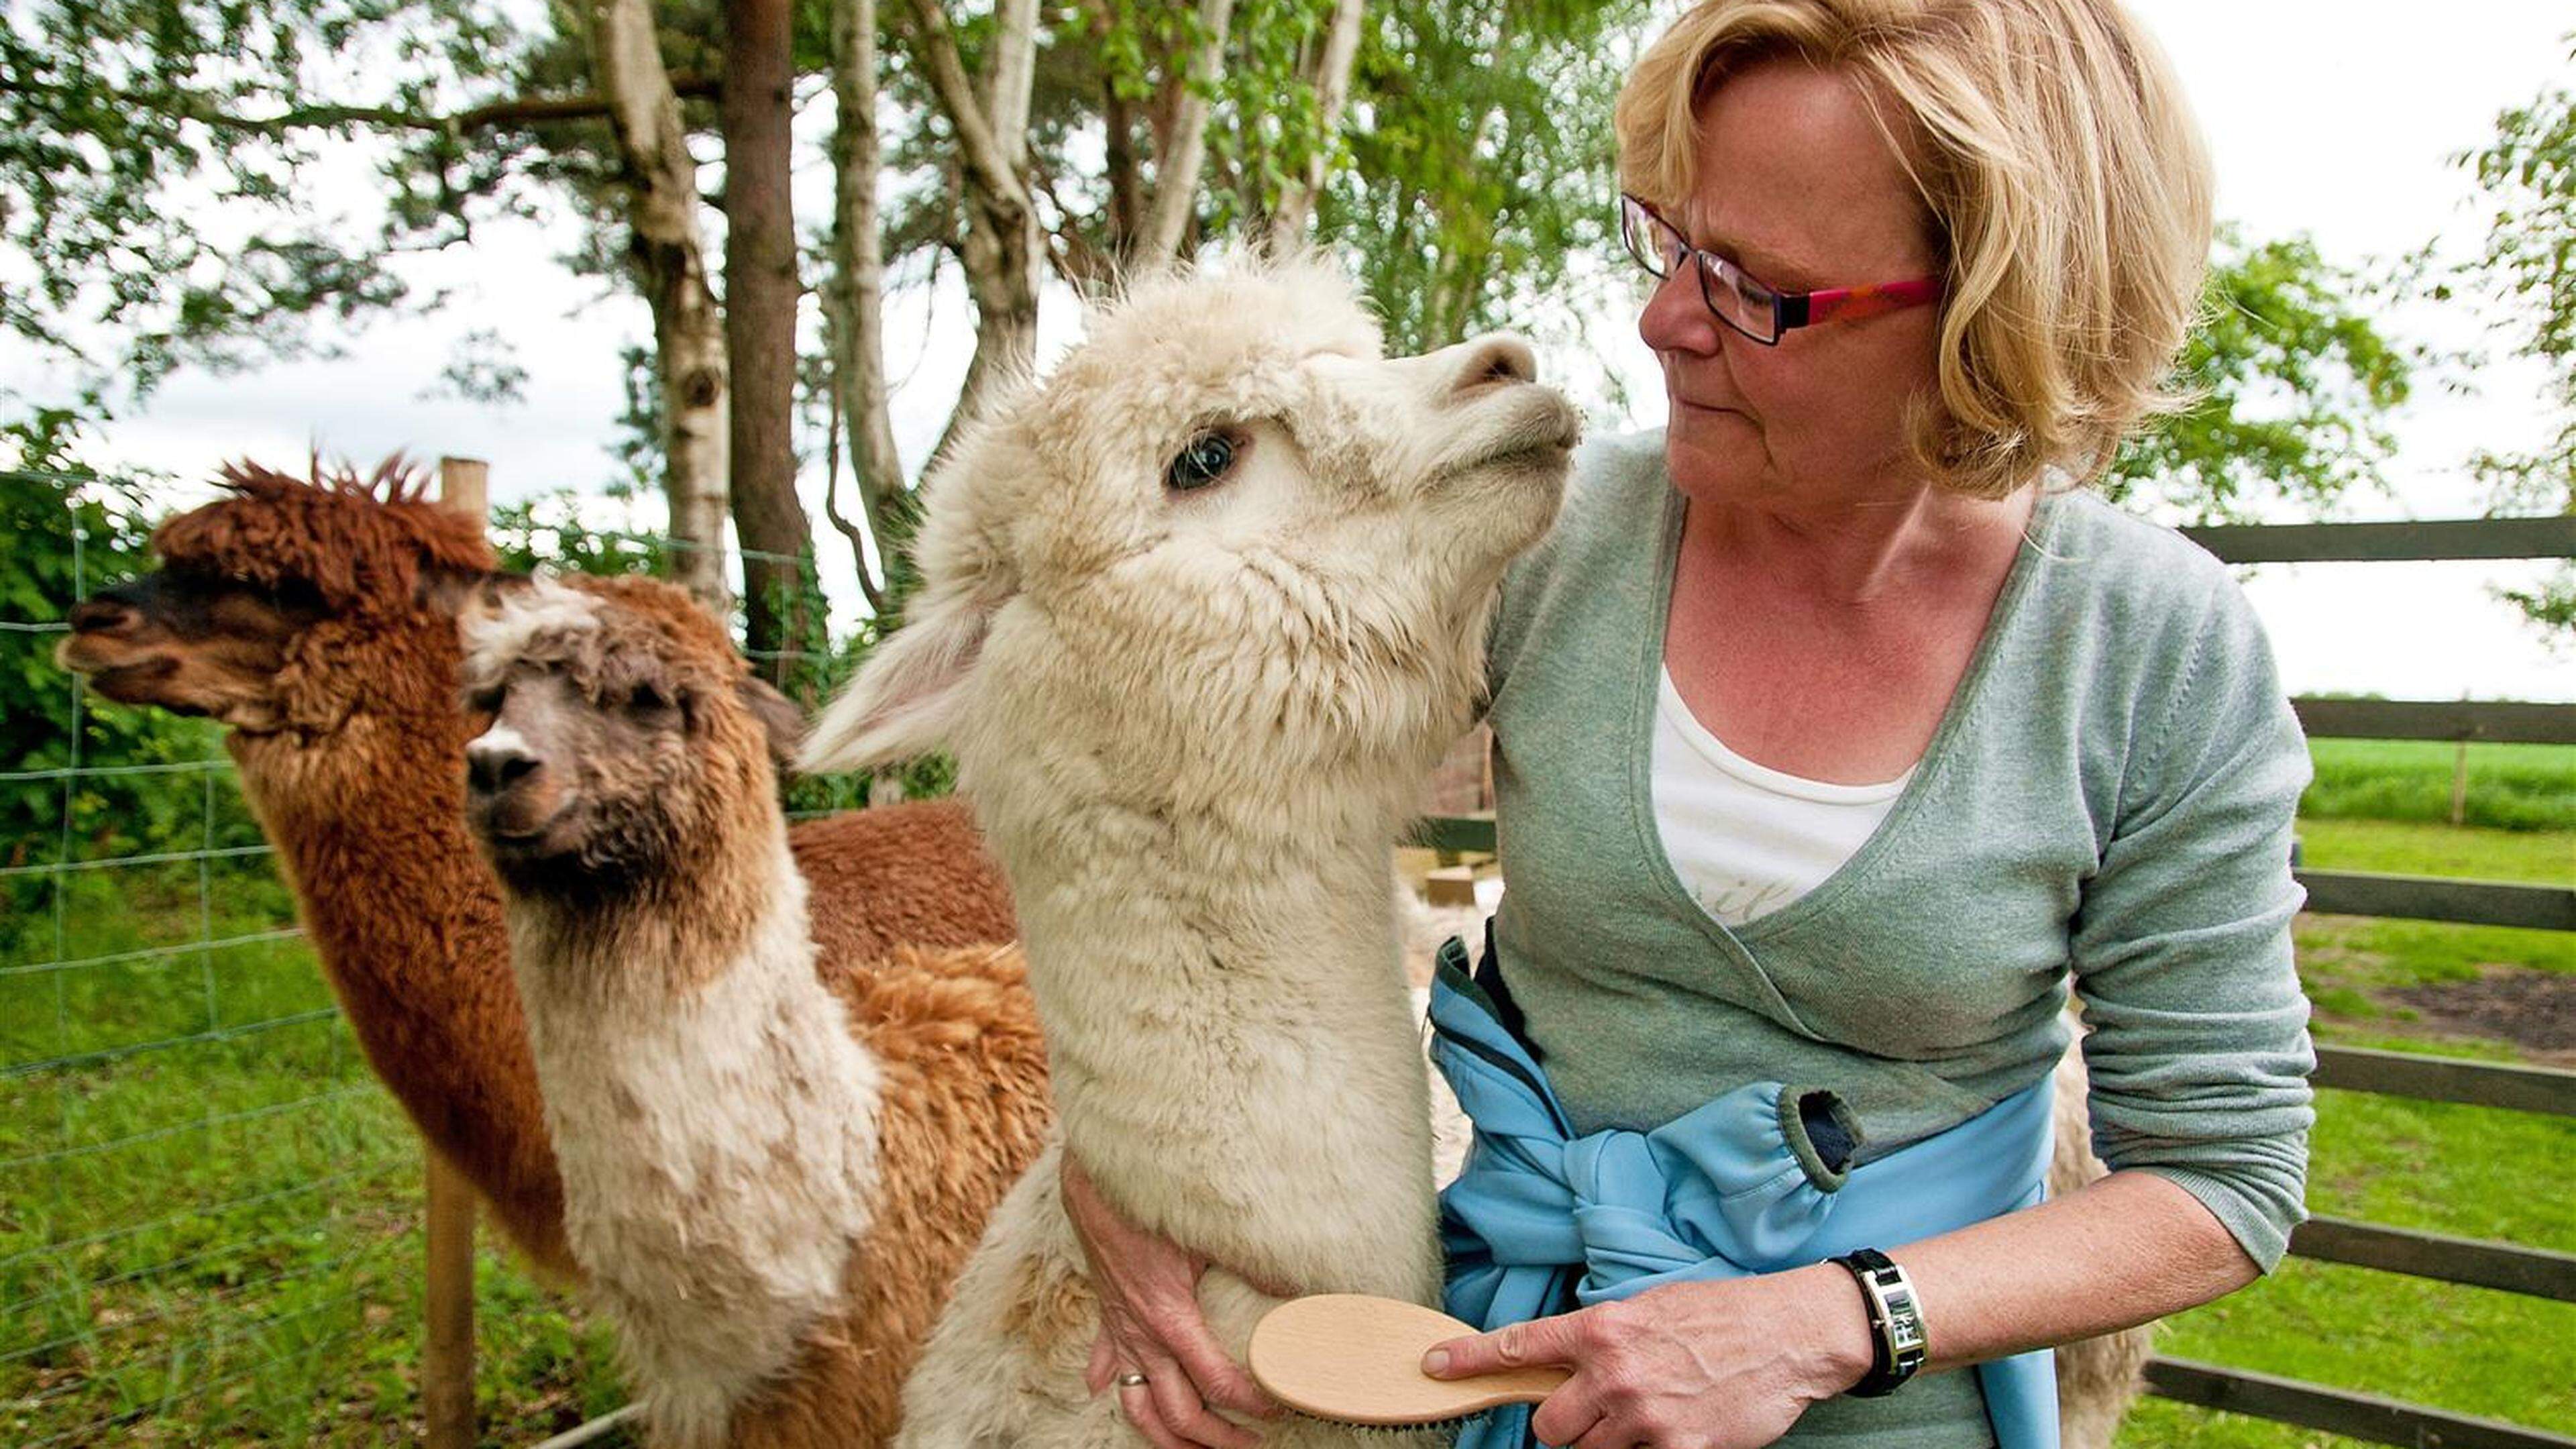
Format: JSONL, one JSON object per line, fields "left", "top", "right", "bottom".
{"left": 2303, "top": 739, "right": 2576, "bottom": 831}
{"left": 2121, "top": 811, "right": 2574, "bottom": 1447}
{"left": 1, "top": 742, "right": 2570, "bottom": 1446}
{"left": 0, "top": 865, "right": 630, "bottom": 1448}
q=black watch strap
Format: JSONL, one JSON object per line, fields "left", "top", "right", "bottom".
{"left": 1829, "top": 1248, "right": 1927, "bottom": 1397}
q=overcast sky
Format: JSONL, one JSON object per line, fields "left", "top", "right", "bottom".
{"left": 23, "top": 0, "right": 2575, "bottom": 702}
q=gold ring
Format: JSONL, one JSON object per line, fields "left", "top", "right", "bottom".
{"left": 1116, "top": 1371, "right": 1149, "bottom": 1389}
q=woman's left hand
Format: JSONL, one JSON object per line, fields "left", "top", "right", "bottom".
{"left": 1419, "top": 1264, "right": 1875, "bottom": 1449}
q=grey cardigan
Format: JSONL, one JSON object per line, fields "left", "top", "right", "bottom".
{"left": 1484, "top": 432, "right": 2314, "bottom": 1413}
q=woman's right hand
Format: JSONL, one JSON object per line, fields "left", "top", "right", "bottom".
{"left": 1062, "top": 1152, "right": 1285, "bottom": 1448}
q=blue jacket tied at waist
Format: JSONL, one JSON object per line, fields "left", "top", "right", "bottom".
{"left": 1430, "top": 943, "right": 2059, "bottom": 1449}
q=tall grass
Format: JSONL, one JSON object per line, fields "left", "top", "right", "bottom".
{"left": 2302, "top": 740, "right": 2576, "bottom": 831}
{"left": 0, "top": 867, "right": 625, "bottom": 1446}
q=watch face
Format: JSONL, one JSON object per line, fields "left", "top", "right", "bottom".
{"left": 1878, "top": 1278, "right": 1928, "bottom": 1360}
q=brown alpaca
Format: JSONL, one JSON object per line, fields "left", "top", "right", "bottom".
{"left": 55, "top": 462, "right": 1021, "bottom": 1281}
{"left": 458, "top": 572, "right": 1051, "bottom": 1448}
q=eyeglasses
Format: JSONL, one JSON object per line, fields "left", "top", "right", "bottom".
{"left": 1617, "top": 193, "right": 1943, "bottom": 347}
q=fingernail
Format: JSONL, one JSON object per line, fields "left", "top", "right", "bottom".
{"left": 1421, "top": 1348, "right": 1450, "bottom": 1377}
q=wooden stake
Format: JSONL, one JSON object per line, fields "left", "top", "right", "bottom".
{"left": 423, "top": 1150, "right": 477, "bottom": 1449}
{"left": 2450, "top": 739, "right": 2471, "bottom": 829}
{"left": 437, "top": 456, "right": 490, "bottom": 520}
{"left": 425, "top": 453, "right": 486, "bottom": 1449}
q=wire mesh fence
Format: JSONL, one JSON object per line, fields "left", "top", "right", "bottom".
{"left": 0, "top": 462, "right": 866, "bottom": 1446}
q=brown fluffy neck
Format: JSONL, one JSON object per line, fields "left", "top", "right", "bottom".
{"left": 226, "top": 663, "right": 576, "bottom": 1277}
{"left": 508, "top": 804, "right": 798, "bottom": 1004}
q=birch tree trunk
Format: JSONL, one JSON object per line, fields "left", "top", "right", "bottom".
{"left": 584, "top": 0, "right": 729, "bottom": 610}
{"left": 721, "top": 0, "right": 816, "bottom": 669}
{"left": 1266, "top": 0, "right": 1364, "bottom": 252}
{"left": 901, "top": 0, "right": 1043, "bottom": 458}
{"left": 825, "top": 0, "right": 904, "bottom": 612}
{"left": 1134, "top": 0, "right": 1238, "bottom": 265}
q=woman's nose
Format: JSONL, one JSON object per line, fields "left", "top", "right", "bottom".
{"left": 1638, "top": 269, "right": 1720, "bottom": 358}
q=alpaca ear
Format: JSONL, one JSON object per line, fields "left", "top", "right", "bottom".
{"left": 737, "top": 676, "right": 808, "bottom": 775}
{"left": 425, "top": 566, "right": 527, "bottom": 620}
{"left": 798, "top": 588, "right": 992, "bottom": 773}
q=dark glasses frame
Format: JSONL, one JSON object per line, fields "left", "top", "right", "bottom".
{"left": 1617, "top": 193, "right": 1943, "bottom": 346}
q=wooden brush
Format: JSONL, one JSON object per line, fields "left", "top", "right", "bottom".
{"left": 1247, "top": 1294, "right": 1571, "bottom": 1428}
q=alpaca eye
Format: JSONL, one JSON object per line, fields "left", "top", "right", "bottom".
{"left": 1165, "top": 431, "right": 1240, "bottom": 492}
{"left": 615, "top": 684, "right": 682, "bottom": 731}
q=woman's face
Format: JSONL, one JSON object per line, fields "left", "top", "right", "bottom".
{"left": 1642, "top": 58, "right": 1945, "bottom": 514}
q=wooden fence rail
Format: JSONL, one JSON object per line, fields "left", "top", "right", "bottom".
{"left": 2292, "top": 698, "right": 2576, "bottom": 746}
{"left": 2180, "top": 514, "right": 2576, "bottom": 564}
{"left": 2144, "top": 1360, "right": 2576, "bottom": 1449}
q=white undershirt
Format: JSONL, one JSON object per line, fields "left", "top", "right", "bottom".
{"left": 1651, "top": 667, "right": 1915, "bottom": 926}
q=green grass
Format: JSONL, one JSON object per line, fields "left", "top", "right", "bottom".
{"left": 2302, "top": 739, "right": 2576, "bottom": 831}
{"left": 2296, "top": 816, "right": 2575, "bottom": 885}
{"left": 2290, "top": 818, "right": 2576, "bottom": 1014}
{"left": 0, "top": 867, "right": 629, "bottom": 1448}
{"left": 2114, "top": 813, "right": 2576, "bottom": 1448}
{"left": 2118, "top": 1044, "right": 2576, "bottom": 1448}
{"left": 6, "top": 748, "right": 2573, "bottom": 1445}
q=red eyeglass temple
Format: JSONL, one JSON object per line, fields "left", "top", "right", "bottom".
{"left": 1789, "top": 275, "right": 1945, "bottom": 327}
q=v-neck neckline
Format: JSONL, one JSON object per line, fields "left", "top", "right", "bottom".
{"left": 1628, "top": 482, "right": 2064, "bottom": 965}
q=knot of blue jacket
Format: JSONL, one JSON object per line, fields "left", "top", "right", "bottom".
{"left": 1428, "top": 955, "right": 2061, "bottom": 1449}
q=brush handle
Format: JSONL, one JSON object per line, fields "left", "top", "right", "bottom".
{"left": 1249, "top": 1294, "right": 1571, "bottom": 1428}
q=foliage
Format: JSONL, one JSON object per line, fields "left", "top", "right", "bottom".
{"left": 2104, "top": 229, "right": 2413, "bottom": 521}
{"left": 0, "top": 0, "right": 526, "bottom": 407}
{"left": 1319, "top": 0, "right": 1646, "bottom": 355}
{"left": 2452, "top": 39, "right": 2576, "bottom": 638}
{"left": 2300, "top": 739, "right": 2576, "bottom": 832}
{"left": 0, "top": 427, "right": 252, "bottom": 888}
{"left": 486, "top": 484, "right": 669, "bottom": 580}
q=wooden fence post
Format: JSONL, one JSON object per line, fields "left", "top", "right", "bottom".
{"left": 423, "top": 1152, "right": 478, "bottom": 1449}
{"left": 425, "top": 455, "right": 488, "bottom": 1449}
{"left": 2450, "top": 739, "right": 2471, "bottom": 828}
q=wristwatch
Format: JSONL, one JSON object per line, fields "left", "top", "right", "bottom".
{"left": 1828, "top": 1248, "right": 1927, "bottom": 1397}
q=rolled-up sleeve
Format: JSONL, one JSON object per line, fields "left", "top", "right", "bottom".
{"left": 2071, "top": 584, "right": 2316, "bottom": 1271}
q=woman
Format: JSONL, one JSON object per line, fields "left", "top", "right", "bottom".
{"left": 1066, "top": 1, "right": 2316, "bottom": 1444}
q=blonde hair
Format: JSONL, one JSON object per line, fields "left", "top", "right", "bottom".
{"left": 1615, "top": 0, "right": 2212, "bottom": 496}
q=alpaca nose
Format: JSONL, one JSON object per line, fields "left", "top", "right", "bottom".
{"left": 67, "top": 593, "right": 140, "bottom": 636}
{"left": 1443, "top": 336, "right": 1539, "bottom": 400}
{"left": 466, "top": 728, "right": 543, "bottom": 798}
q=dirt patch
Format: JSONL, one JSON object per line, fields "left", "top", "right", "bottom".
{"left": 2379, "top": 969, "right": 2576, "bottom": 1065}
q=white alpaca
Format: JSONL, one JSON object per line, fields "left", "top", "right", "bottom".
{"left": 802, "top": 254, "right": 1579, "bottom": 1448}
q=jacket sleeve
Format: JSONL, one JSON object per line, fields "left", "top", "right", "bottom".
{"left": 2070, "top": 579, "right": 2317, "bottom": 1271}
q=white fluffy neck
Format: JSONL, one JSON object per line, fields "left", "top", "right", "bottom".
{"left": 509, "top": 835, "right": 882, "bottom": 1448}
{"left": 1003, "top": 774, "right": 1442, "bottom": 1299}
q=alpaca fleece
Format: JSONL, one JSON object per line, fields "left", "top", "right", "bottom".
{"left": 64, "top": 464, "right": 1022, "bottom": 1283}
{"left": 465, "top": 575, "right": 1051, "bottom": 1448}
{"left": 805, "top": 253, "right": 1578, "bottom": 1448}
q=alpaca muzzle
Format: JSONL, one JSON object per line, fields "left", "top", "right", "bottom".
{"left": 464, "top": 724, "right": 572, "bottom": 851}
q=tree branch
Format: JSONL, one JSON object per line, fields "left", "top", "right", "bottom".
{"left": 895, "top": 0, "right": 1027, "bottom": 211}
{"left": 826, "top": 0, "right": 904, "bottom": 610}
{"left": 1267, "top": 0, "right": 1364, "bottom": 251}
{"left": 1136, "top": 0, "right": 1238, "bottom": 263}
{"left": 0, "top": 74, "right": 719, "bottom": 140}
